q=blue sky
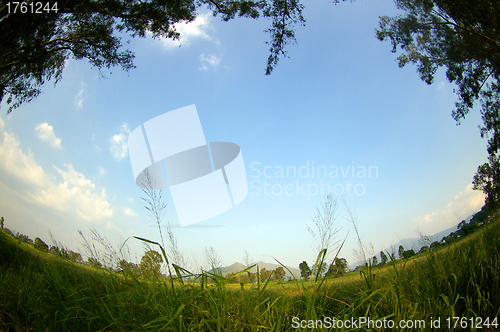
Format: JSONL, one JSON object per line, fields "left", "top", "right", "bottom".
{"left": 0, "top": 0, "right": 488, "bottom": 270}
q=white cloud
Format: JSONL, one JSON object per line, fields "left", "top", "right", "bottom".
{"left": 38, "top": 164, "right": 114, "bottom": 220}
{"left": 56, "top": 163, "right": 95, "bottom": 188}
{"left": 99, "top": 167, "right": 106, "bottom": 176}
{"left": 110, "top": 123, "right": 130, "bottom": 161}
{"left": 75, "top": 80, "right": 84, "bottom": 108}
{"left": 35, "top": 123, "right": 62, "bottom": 150}
{"left": 106, "top": 221, "right": 122, "bottom": 234}
{"left": 160, "top": 12, "right": 215, "bottom": 49}
{"left": 411, "top": 184, "right": 485, "bottom": 233}
{"left": 0, "top": 126, "right": 114, "bottom": 222}
{"left": 199, "top": 53, "right": 221, "bottom": 71}
{"left": 123, "top": 207, "right": 138, "bottom": 217}
{"left": 1, "top": 131, "right": 48, "bottom": 188}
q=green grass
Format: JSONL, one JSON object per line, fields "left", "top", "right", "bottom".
{"left": 1, "top": 218, "right": 499, "bottom": 331}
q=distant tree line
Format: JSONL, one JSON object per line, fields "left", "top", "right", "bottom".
{"left": 298, "top": 257, "right": 349, "bottom": 281}
{"left": 357, "top": 205, "right": 496, "bottom": 270}
{"left": 225, "top": 266, "right": 287, "bottom": 284}
{"left": 0, "top": 222, "right": 85, "bottom": 264}
{"left": 2, "top": 200, "right": 494, "bottom": 283}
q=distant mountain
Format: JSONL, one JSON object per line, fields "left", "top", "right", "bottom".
{"left": 432, "top": 218, "right": 471, "bottom": 242}
{"left": 209, "top": 261, "right": 301, "bottom": 279}
{"left": 212, "top": 262, "right": 246, "bottom": 276}
{"left": 352, "top": 214, "right": 474, "bottom": 269}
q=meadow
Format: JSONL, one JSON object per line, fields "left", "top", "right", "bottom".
{"left": 0, "top": 216, "right": 499, "bottom": 331}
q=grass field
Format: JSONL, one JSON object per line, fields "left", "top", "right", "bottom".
{"left": 0, "top": 217, "right": 499, "bottom": 331}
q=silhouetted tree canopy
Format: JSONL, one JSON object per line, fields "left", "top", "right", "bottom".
{"left": 377, "top": 0, "right": 500, "bottom": 155}
{"left": 380, "top": 251, "right": 388, "bottom": 265}
{"left": 34, "top": 237, "right": 48, "bottom": 252}
{"left": 274, "top": 266, "right": 285, "bottom": 281}
{"left": 140, "top": 250, "right": 163, "bottom": 278}
{"left": 402, "top": 249, "right": 416, "bottom": 259}
{"left": 326, "top": 257, "right": 348, "bottom": 277}
{"left": 299, "top": 261, "right": 311, "bottom": 280}
{"left": 473, "top": 153, "right": 500, "bottom": 209}
{"left": 398, "top": 245, "right": 405, "bottom": 259}
{"left": 0, "top": 0, "right": 312, "bottom": 113}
